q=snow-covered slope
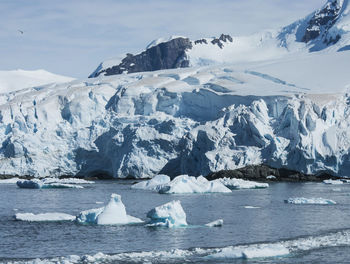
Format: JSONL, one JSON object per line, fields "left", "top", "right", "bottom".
{"left": 1, "top": 48, "right": 350, "bottom": 178}
{"left": 90, "top": 0, "right": 350, "bottom": 78}
{"left": 0, "top": 69, "right": 75, "bottom": 93}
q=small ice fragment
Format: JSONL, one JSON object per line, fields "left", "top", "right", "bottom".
{"left": 323, "top": 179, "right": 343, "bottom": 185}
{"left": 205, "top": 219, "right": 223, "bottom": 227}
{"left": 285, "top": 197, "right": 336, "bottom": 205}
{"left": 244, "top": 206, "right": 260, "bottom": 209}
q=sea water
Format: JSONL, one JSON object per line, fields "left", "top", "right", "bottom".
{"left": 1, "top": 180, "right": 350, "bottom": 263}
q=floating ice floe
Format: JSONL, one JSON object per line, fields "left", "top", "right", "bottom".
{"left": 0, "top": 177, "right": 21, "bottom": 184}
{"left": 131, "top": 174, "right": 170, "bottom": 191}
{"left": 209, "top": 244, "right": 289, "bottom": 259}
{"left": 14, "top": 213, "right": 75, "bottom": 222}
{"left": 323, "top": 179, "right": 344, "bottom": 185}
{"left": 285, "top": 197, "right": 336, "bottom": 205}
{"left": 42, "top": 178, "right": 94, "bottom": 184}
{"left": 244, "top": 206, "right": 260, "bottom": 209}
{"left": 266, "top": 175, "right": 277, "bottom": 180}
{"left": 214, "top": 177, "right": 269, "bottom": 189}
{"left": 76, "top": 193, "right": 143, "bottom": 225}
{"left": 205, "top": 219, "right": 224, "bottom": 227}
{"left": 16, "top": 179, "right": 84, "bottom": 189}
{"left": 158, "top": 175, "right": 231, "bottom": 194}
{"left": 146, "top": 200, "right": 187, "bottom": 227}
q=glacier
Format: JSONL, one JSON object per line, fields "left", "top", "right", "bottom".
{"left": 1, "top": 51, "right": 350, "bottom": 178}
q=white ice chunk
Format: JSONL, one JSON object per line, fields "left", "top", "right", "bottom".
{"left": 158, "top": 175, "right": 231, "bottom": 194}
{"left": 15, "top": 213, "right": 75, "bottom": 222}
{"left": 0, "top": 177, "right": 21, "bottom": 184}
{"left": 16, "top": 179, "right": 84, "bottom": 189}
{"left": 285, "top": 197, "right": 336, "bottom": 205}
{"left": 131, "top": 174, "right": 170, "bottom": 191}
{"left": 146, "top": 200, "right": 187, "bottom": 227}
{"left": 266, "top": 175, "right": 277, "bottom": 180}
{"left": 42, "top": 178, "right": 94, "bottom": 184}
{"left": 244, "top": 206, "right": 260, "bottom": 209}
{"left": 76, "top": 193, "right": 143, "bottom": 225}
{"left": 214, "top": 177, "right": 269, "bottom": 189}
{"left": 323, "top": 179, "right": 344, "bottom": 185}
{"left": 210, "top": 244, "right": 289, "bottom": 259}
{"left": 205, "top": 219, "right": 224, "bottom": 227}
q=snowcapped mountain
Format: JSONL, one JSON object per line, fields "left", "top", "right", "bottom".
{"left": 0, "top": 69, "right": 75, "bottom": 93}
{"left": 279, "top": 0, "right": 350, "bottom": 52}
{"left": 90, "top": 0, "right": 350, "bottom": 78}
{"left": 1, "top": 0, "right": 350, "bottom": 178}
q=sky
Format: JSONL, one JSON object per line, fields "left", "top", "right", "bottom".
{"left": 0, "top": 0, "right": 325, "bottom": 78}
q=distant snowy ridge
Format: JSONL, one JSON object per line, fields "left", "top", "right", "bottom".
{"left": 89, "top": 0, "right": 350, "bottom": 78}
{"left": 0, "top": 69, "right": 74, "bottom": 93}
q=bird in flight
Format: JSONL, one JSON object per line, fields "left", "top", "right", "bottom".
{"left": 18, "top": 30, "right": 24, "bottom": 34}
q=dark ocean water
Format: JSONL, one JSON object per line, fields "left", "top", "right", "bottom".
{"left": 1, "top": 180, "right": 350, "bottom": 263}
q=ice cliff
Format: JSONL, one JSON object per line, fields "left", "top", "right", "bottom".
{"left": 1, "top": 49, "right": 350, "bottom": 178}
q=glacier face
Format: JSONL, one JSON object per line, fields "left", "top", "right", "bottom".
{"left": 1, "top": 49, "right": 350, "bottom": 178}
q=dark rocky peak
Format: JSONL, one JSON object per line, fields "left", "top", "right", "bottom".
{"left": 194, "top": 39, "right": 208, "bottom": 45}
{"left": 211, "top": 34, "right": 233, "bottom": 48}
{"left": 302, "top": 0, "right": 344, "bottom": 43}
{"left": 89, "top": 37, "right": 192, "bottom": 78}
{"left": 89, "top": 33, "right": 234, "bottom": 78}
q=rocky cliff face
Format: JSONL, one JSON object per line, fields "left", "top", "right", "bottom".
{"left": 89, "top": 34, "right": 233, "bottom": 78}
{"left": 302, "top": 0, "right": 343, "bottom": 44}
{"left": 279, "top": 0, "right": 349, "bottom": 52}
{"left": 89, "top": 38, "right": 192, "bottom": 78}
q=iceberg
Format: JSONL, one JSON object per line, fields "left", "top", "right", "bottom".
{"left": 285, "top": 197, "right": 336, "bottom": 205}
{"left": 131, "top": 174, "right": 170, "bottom": 191}
{"left": 214, "top": 177, "right": 269, "bottom": 189}
{"left": 205, "top": 219, "right": 224, "bottom": 227}
{"left": 76, "top": 194, "right": 143, "bottom": 225}
{"left": 14, "top": 213, "right": 75, "bottom": 222}
{"left": 146, "top": 200, "right": 187, "bottom": 227}
{"left": 16, "top": 179, "right": 84, "bottom": 189}
{"left": 158, "top": 175, "right": 231, "bottom": 194}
